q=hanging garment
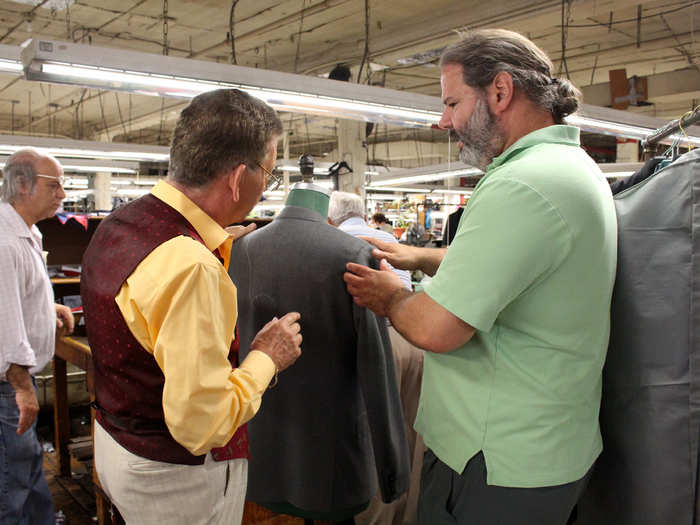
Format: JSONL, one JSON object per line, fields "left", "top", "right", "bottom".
{"left": 229, "top": 205, "right": 410, "bottom": 520}
{"left": 578, "top": 148, "right": 700, "bottom": 525}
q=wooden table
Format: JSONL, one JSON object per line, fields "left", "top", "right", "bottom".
{"left": 53, "top": 334, "right": 115, "bottom": 524}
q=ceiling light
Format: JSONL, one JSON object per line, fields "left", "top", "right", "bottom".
{"left": 367, "top": 186, "right": 430, "bottom": 193}
{"left": 0, "top": 59, "right": 22, "bottom": 73}
{"left": 114, "top": 188, "right": 150, "bottom": 197}
{"left": 63, "top": 189, "right": 93, "bottom": 200}
{"left": 18, "top": 41, "right": 700, "bottom": 145}
{"left": 0, "top": 134, "right": 169, "bottom": 162}
{"left": 276, "top": 165, "right": 331, "bottom": 175}
{"left": 366, "top": 194, "right": 404, "bottom": 201}
{"left": 62, "top": 164, "right": 136, "bottom": 174}
{"left": 432, "top": 189, "right": 473, "bottom": 195}
{"left": 369, "top": 163, "right": 483, "bottom": 186}
{"left": 0, "top": 44, "right": 21, "bottom": 73}
{"left": 21, "top": 39, "right": 442, "bottom": 127}
{"left": 571, "top": 104, "right": 700, "bottom": 148}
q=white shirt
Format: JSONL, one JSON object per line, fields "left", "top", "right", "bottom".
{"left": 0, "top": 201, "right": 56, "bottom": 379}
{"left": 338, "top": 217, "right": 412, "bottom": 290}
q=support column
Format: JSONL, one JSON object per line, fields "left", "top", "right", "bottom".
{"left": 336, "top": 119, "right": 366, "bottom": 198}
{"left": 91, "top": 172, "right": 112, "bottom": 211}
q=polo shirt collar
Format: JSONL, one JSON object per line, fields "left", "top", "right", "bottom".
{"left": 486, "top": 125, "right": 580, "bottom": 172}
{"left": 150, "top": 180, "right": 232, "bottom": 267}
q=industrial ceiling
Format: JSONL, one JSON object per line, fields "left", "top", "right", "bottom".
{"left": 0, "top": 0, "right": 697, "bottom": 170}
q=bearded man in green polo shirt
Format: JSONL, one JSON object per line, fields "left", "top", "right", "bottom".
{"left": 345, "top": 29, "right": 617, "bottom": 525}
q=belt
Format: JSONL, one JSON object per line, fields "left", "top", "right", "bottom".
{"left": 91, "top": 401, "right": 168, "bottom": 435}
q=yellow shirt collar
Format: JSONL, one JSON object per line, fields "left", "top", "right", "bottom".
{"left": 150, "top": 180, "right": 233, "bottom": 268}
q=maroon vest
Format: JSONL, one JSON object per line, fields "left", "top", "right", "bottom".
{"left": 81, "top": 193, "right": 248, "bottom": 465}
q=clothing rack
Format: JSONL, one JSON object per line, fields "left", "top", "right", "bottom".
{"left": 642, "top": 106, "right": 700, "bottom": 150}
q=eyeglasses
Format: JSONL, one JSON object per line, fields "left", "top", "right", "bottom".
{"left": 36, "top": 174, "right": 66, "bottom": 188}
{"left": 254, "top": 162, "right": 282, "bottom": 192}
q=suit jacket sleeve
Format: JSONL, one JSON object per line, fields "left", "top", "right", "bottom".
{"left": 353, "top": 251, "right": 410, "bottom": 503}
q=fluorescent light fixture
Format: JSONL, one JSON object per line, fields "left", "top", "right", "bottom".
{"left": 64, "top": 176, "right": 88, "bottom": 189}
{"left": 369, "top": 163, "right": 482, "bottom": 186}
{"left": 432, "top": 189, "right": 473, "bottom": 195}
{"left": 0, "top": 155, "right": 140, "bottom": 174}
{"left": 0, "top": 134, "right": 169, "bottom": 162}
{"left": 133, "top": 178, "right": 160, "bottom": 186}
{"left": 367, "top": 186, "right": 430, "bottom": 193}
{"left": 114, "top": 188, "right": 150, "bottom": 197}
{"left": 276, "top": 165, "right": 330, "bottom": 175}
{"left": 571, "top": 104, "right": 700, "bottom": 148}
{"left": 19, "top": 40, "right": 700, "bottom": 144}
{"left": 21, "top": 39, "right": 442, "bottom": 127}
{"left": 63, "top": 164, "right": 136, "bottom": 174}
{"left": 366, "top": 194, "right": 404, "bottom": 201}
{"left": 0, "top": 44, "right": 21, "bottom": 73}
{"left": 64, "top": 189, "right": 94, "bottom": 200}
{"left": 566, "top": 115, "right": 654, "bottom": 142}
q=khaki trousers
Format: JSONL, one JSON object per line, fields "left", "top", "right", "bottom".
{"left": 94, "top": 421, "right": 247, "bottom": 525}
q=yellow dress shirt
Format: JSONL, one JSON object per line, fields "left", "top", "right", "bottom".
{"left": 115, "top": 180, "right": 276, "bottom": 456}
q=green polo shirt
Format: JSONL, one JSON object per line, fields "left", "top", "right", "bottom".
{"left": 417, "top": 125, "right": 617, "bottom": 487}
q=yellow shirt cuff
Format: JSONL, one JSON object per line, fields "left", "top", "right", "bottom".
{"left": 239, "top": 350, "right": 277, "bottom": 390}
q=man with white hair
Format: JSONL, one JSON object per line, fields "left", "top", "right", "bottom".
{"left": 0, "top": 148, "right": 74, "bottom": 524}
{"left": 328, "top": 191, "right": 410, "bottom": 289}
{"left": 329, "top": 191, "right": 424, "bottom": 525}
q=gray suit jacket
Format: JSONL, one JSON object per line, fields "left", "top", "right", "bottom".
{"left": 229, "top": 205, "right": 409, "bottom": 515}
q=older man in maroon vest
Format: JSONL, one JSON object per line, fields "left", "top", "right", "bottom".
{"left": 81, "top": 89, "right": 302, "bottom": 525}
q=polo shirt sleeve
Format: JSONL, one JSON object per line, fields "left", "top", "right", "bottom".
{"left": 424, "top": 178, "right": 572, "bottom": 333}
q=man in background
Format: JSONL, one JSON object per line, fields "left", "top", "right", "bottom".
{"left": 329, "top": 191, "right": 424, "bottom": 525}
{"left": 82, "top": 89, "right": 302, "bottom": 525}
{"left": 371, "top": 212, "right": 395, "bottom": 235}
{"left": 0, "top": 148, "right": 74, "bottom": 524}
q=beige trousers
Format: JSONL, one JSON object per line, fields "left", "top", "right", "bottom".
{"left": 355, "top": 326, "right": 426, "bottom": 525}
{"left": 94, "top": 421, "right": 247, "bottom": 525}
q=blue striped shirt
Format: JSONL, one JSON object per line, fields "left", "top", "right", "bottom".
{"left": 338, "top": 217, "right": 412, "bottom": 290}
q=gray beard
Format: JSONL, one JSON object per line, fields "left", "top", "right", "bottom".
{"left": 455, "top": 97, "right": 506, "bottom": 171}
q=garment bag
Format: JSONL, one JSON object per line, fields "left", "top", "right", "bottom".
{"left": 578, "top": 148, "right": 700, "bottom": 524}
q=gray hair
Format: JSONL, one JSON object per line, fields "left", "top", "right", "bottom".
{"left": 169, "top": 89, "right": 283, "bottom": 187}
{"left": 0, "top": 148, "right": 42, "bottom": 204}
{"left": 328, "top": 191, "right": 365, "bottom": 225}
{"left": 440, "top": 29, "right": 581, "bottom": 124}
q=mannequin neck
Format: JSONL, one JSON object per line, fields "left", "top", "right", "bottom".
{"left": 285, "top": 183, "right": 330, "bottom": 218}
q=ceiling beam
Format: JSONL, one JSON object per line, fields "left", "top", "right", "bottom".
{"left": 581, "top": 67, "right": 700, "bottom": 106}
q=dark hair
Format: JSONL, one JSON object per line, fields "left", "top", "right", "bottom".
{"left": 440, "top": 29, "right": 581, "bottom": 124}
{"left": 372, "top": 212, "right": 388, "bottom": 223}
{"left": 169, "top": 89, "right": 283, "bottom": 187}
